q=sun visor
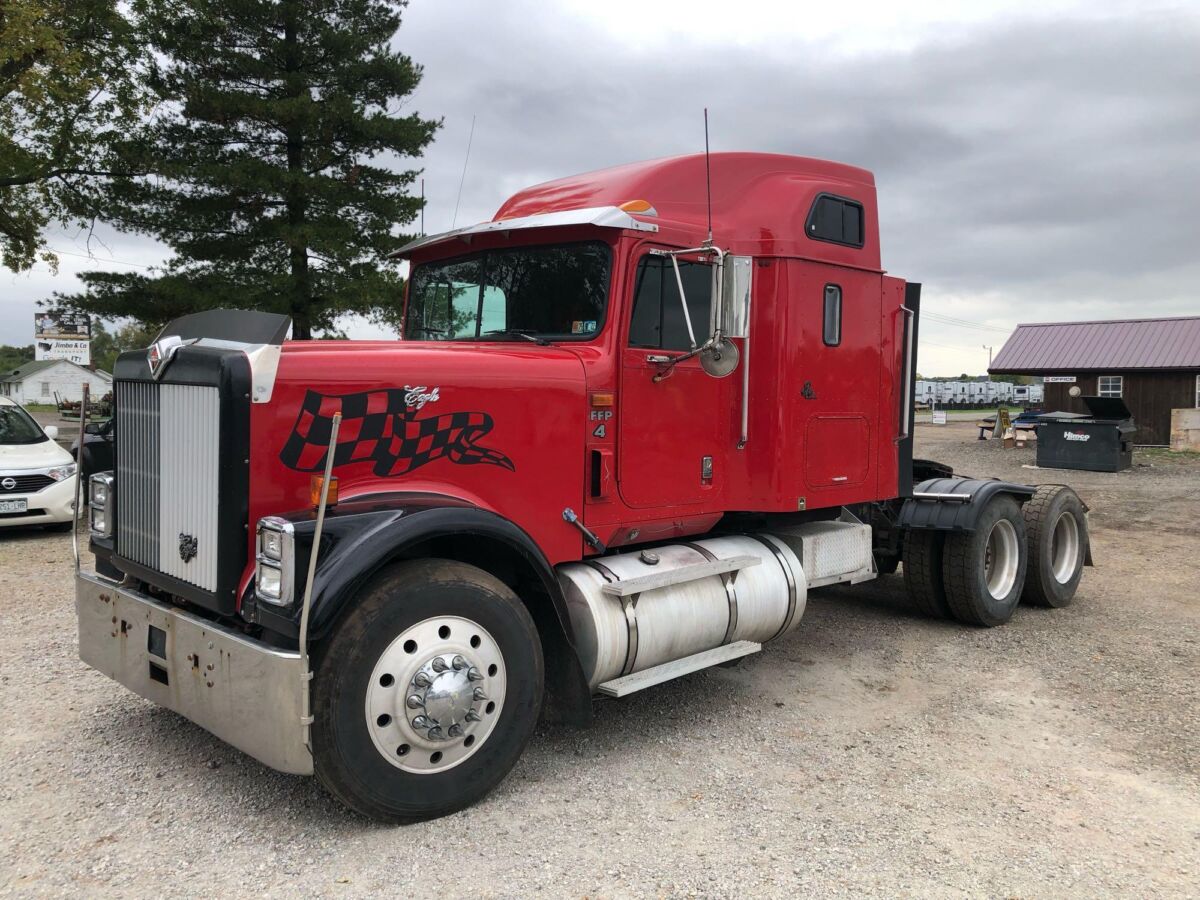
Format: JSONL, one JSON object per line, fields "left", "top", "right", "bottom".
{"left": 391, "top": 206, "right": 658, "bottom": 258}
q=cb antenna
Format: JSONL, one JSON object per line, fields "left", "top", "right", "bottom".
{"left": 451, "top": 114, "right": 476, "bottom": 229}
{"left": 420, "top": 177, "right": 425, "bottom": 236}
{"left": 704, "top": 107, "right": 713, "bottom": 245}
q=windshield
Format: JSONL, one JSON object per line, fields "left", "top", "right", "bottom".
{"left": 405, "top": 242, "right": 611, "bottom": 342}
{"left": 0, "top": 405, "right": 48, "bottom": 445}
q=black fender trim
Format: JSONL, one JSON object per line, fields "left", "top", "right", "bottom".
{"left": 242, "top": 491, "right": 592, "bottom": 725}
{"left": 896, "top": 478, "right": 1036, "bottom": 532}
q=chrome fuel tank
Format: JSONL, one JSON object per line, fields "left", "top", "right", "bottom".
{"left": 557, "top": 535, "right": 807, "bottom": 690}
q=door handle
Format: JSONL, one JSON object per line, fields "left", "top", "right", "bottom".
{"left": 645, "top": 354, "right": 671, "bottom": 364}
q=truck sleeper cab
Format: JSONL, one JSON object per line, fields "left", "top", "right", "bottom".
{"left": 75, "top": 153, "right": 1091, "bottom": 821}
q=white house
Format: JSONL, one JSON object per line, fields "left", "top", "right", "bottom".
{"left": 0, "top": 359, "right": 112, "bottom": 404}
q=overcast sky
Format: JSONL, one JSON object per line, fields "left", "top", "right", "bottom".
{"left": 2, "top": 0, "right": 1196, "bottom": 375}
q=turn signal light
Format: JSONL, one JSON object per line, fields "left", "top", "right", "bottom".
{"left": 590, "top": 392, "right": 615, "bottom": 408}
{"left": 309, "top": 474, "right": 339, "bottom": 508}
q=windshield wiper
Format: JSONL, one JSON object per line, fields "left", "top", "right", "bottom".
{"left": 483, "top": 329, "right": 552, "bottom": 346}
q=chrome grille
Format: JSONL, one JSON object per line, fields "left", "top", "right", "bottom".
{"left": 157, "top": 384, "right": 221, "bottom": 589}
{"left": 115, "top": 381, "right": 221, "bottom": 591}
{"left": 115, "top": 381, "right": 160, "bottom": 570}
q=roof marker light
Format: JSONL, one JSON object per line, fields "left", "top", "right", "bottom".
{"left": 619, "top": 199, "right": 657, "bottom": 216}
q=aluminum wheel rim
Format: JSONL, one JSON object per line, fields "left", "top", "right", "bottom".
{"left": 1050, "top": 511, "right": 1081, "bottom": 584}
{"left": 365, "top": 615, "right": 506, "bottom": 774}
{"left": 984, "top": 518, "right": 1020, "bottom": 600}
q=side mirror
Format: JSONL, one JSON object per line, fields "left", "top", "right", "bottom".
{"left": 85, "top": 422, "right": 104, "bottom": 435}
{"left": 697, "top": 255, "right": 751, "bottom": 378}
{"left": 44, "top": 425, "right": 59, "bottom": 440}
{"left": 716, "top": 256, "right": 752, "bottom": 339}
{"left": 650, "top": 248, "right": 752, "bottom": 382}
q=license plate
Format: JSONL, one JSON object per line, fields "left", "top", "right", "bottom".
{"left": 0, "top": 498, "right": 28, "bottom": 514}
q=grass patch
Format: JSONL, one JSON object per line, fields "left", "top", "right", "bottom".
{"left": 1138, "top": 447, "right": 1200, "bottom": 462}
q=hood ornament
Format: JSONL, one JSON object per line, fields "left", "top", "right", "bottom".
{"left": 148, "top": 335, "right": 195, "bottom": 379}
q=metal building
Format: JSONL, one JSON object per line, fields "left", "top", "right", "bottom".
{"left": 990, "top": 316, "right": 1200, "bottom": 446}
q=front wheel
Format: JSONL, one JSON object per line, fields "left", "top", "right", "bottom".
{"left": 312, "top": 559, "right": 543, "bottom": 822}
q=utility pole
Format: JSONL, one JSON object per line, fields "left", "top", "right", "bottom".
{"left": 983, "top": 344, "right": 993, "bottom": 368}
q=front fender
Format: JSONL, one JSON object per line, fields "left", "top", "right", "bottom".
{"left": 245, "top": 492, "right": 553, "bottom": 637}
{"left": 897, "top": 478, "right": 1036, "bottom": 532}
{"left": 241, "top": 491, "right": 593, "bottom": 724}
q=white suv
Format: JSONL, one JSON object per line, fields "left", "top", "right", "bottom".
{"left": 0, "top": 397, "right": 78, "bottom": 531}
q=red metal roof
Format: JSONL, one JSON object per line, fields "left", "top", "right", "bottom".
{"left": 492, "top": 153, "right": 881, "bottom": 269}
{"left": 989, "top": 316, "right": 1200, "bottom": 373}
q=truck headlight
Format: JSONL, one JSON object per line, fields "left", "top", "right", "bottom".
{"left": 255, "top": 517, "right": 294, "bottom": 606}
{"left": 89, "top": 473, "right": 113, "bottom": 537}
{"left": 257, "top": 562, "right": 283, "bottom": 600}
{"left": 89, "top": 473, "right": 110, "bottom": 507}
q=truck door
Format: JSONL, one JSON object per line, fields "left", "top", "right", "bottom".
{"left": 788, "top": 263, "right": 883, "bottom": 499}
{"left": 618, "top": 250, "right": 729, "bottom": 509}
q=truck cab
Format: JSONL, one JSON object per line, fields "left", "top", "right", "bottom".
{"left": 76, "top": 153, "right": 1090, "bottom": 822}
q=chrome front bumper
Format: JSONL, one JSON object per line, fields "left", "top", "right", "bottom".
{"left": 75, "top": 572, "right": 313, "bottom": 775}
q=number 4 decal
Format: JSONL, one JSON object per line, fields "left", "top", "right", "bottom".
{"left": 592, "top": 423, "right": 606, "bottom": 438}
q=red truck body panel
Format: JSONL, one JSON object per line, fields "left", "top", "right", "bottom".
{"left": 240, "top": 153, "right": 909, "bottom": 594}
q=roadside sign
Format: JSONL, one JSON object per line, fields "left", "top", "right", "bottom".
{"left": 34, "top": 314, "right": 91, "bottom": 365}
{"left": 932, "top": 410, "right": 947, "bottom": 425}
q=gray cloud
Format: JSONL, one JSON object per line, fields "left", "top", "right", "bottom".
{"left": 3, "top": 2, "right": 1197, "bottom": 373}
{"left": 386, "top": 3, "right": 1198, "bottom": 370}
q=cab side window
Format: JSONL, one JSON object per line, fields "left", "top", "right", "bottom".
{"left": 628, "top": 255, "right": 712, "bottom": 351}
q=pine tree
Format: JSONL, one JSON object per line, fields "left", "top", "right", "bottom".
{"left": 55, "top": 0, "right": 438, "bottom": 338}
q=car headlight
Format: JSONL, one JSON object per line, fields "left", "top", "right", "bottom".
{"left": 89, "top": 473, "right": 114, "bottom": 537}
{"left": 47, "top": 463, "right": 77, "bottom": 482}
{"left": 255, "top": 517, "right": 294, "bottom": 606}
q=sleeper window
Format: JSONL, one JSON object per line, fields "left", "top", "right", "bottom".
{"left": 823, "top": 285, "right": 842, "bottom": 346}
{"left": 806, "top": 194, "right": 865, "bottom": 247}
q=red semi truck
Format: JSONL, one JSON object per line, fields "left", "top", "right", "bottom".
{"left": 76, "top": 153, "right": 1090, "bottom": 821}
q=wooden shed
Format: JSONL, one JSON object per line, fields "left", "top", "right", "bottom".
{"left": 989, "top": 316, "right": 1200, "bottom": 446}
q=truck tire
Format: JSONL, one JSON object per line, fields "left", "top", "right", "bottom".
{"left": 902, "top": 530, "right": 951, "bottom": 618}
{"left": 1021, "top": 485, "right": 1087, "bottom": 608}
{"left": 942, "top": 495, "right": 1028, "bottom": 627}
{"left": 312, "top": 559, "right": 543, "bottom": 822}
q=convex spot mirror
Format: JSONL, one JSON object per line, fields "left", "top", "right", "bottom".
{"left": 698, "top": 255, "right": 751, "bottom": 378}
{"left": 648, "top": 249, "right": 752, "bottom": 381}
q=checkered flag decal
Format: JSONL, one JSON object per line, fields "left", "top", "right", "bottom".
{"left": 279, "top": 389, "right": 515, "bottom": 477}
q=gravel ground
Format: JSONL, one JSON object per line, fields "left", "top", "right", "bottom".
{"left": 1, "top": 422, "right": 1197, "bottom": 897}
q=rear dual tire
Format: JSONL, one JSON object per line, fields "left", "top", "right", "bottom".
{"left": 942, "top": 495, "right": 1029, "bottom": 627}
{"left": 902, "top": 530, "right": 950, "bottom": 619}
{"left": 902, "top": 495, "right": 1033, "bottom": 627}
{"left": 1021, "top": 485, "right": 1087, "bottom": 608}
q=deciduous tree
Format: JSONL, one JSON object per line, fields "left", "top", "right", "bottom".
{"left": 0, "top": 0, "right": 142, "bottom": 271}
